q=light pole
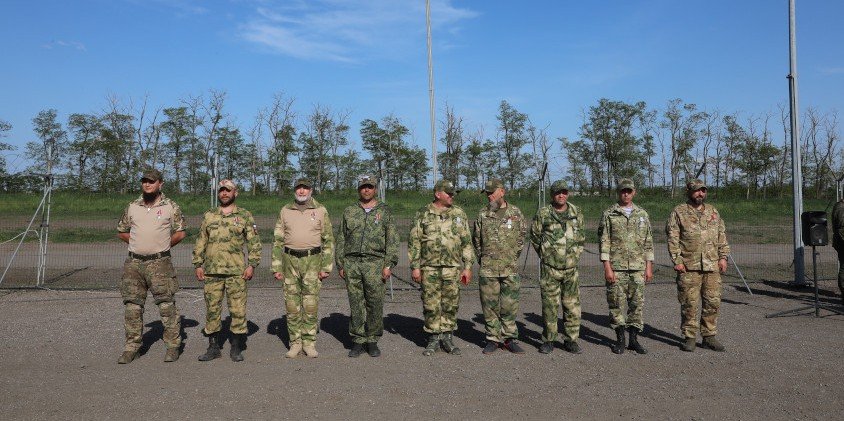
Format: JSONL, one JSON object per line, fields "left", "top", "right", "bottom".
{"left": 426, "top": 0, "right": 438, "bottom": 185}
{"left": 788, "top": 0, "right": 806, "bottom": 285}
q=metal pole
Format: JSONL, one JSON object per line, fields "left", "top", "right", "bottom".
{"left": 37, "top": 139, "right": 55, "bottom": 287}
{"left": 788, "top": 0, "right": 806, "bottom": 285}
{"left": 426, "top": 0, "right": 438, "bottom": 185}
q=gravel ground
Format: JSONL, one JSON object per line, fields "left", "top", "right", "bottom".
{"left": 0, "top": 280, "right": 842, "bottom": 420}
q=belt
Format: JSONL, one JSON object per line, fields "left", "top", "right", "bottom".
{"left": 128, "top": 250, "right": 171, "bottom": 261}
{"left": 283, "top": 246, "right": 322, "bottom": 258}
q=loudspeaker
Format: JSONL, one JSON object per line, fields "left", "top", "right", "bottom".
{"left": 801, "top": 211, "right": 828, "bottom": 246}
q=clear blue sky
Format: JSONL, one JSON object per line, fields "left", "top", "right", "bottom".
{"left": 1, "top": 0, "right": 842, "bottom": 178}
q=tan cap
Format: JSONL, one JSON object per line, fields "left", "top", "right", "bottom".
{"left": 617, "top": 178, "right": 635, "bottom": 191}
{"left": 434, "top": 179, "right": 457, "bottom": 195}
{"left": 218, "top": 179, "right": 237, "bottom": 191}
{"left": 686, "top": 179, "right": 707, "bottom": 191}
{"left": 481, "top": 179, "right": 504, "bottom": 194}
{"left": 357, "top": 175, "right": 377, "bottom": 189}
{"left": 141, "top": 169, "right": 163, "bottom": 182}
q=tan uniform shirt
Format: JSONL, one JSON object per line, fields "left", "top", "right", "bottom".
{"left": 117, "top": 193, "right": 186, "bottom": 255}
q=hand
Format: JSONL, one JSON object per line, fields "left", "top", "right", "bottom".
{"left": 718, "top": 258, "right": 728, "bottom": 274}
{"left": 242, "top": 266, "right": 254, "bottom": 281}
{"left": 411, "top": 269, "right": 422, "bottom": 283}
{"left": 382, "top": 267, "right": 392, "bottom": 281}
{"left": 195, "top": 267, "right": 205, "bottom": 281}
{"left": 673, "top": 263, "right": 687, "bottom": 273}
{"left": 318, "top": 271, "right": 329, "bottom": 280}
{"left": 339, "top": 268, "right": 346, "bottom": 280}
{"left": 273, "top": 272, "right": 284, "bottom": 281}
{"left": 604, "top": 268, "right": 616, "bottom": 284}
{"left": 460, "top": 269, "right": 472, "bottom": 286}
{"left": 645, "top": 267, "right": 653, "bottom": 283}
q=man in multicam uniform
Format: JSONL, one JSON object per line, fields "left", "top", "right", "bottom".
{"left": 192, "top": 179, "right": 262, "bottom": 362}
{"left": 598, "top": 178, "right": 653, "bottom": 355}
{"left": 830, "top": 199, "right": 844, "bottom": 306}
{"left": 530, "top": 180, "right": 585, "bottom": 354}
{"left": 336, "top": 175, "right": 399, "bottom": 358}
{"left": 409, "top": 179, "right": 475, "bottom": 356}
{"left": 272, "top": 178, "right": 334, "bottom": 358}
{"left": 116, "top": 168, "right": 186, "bottom": 364}
{"left": 666, "top": 179, "right": 730, "bottom": 352}
{"left": 472, "top": 179, "right": 527, "bottom": 355}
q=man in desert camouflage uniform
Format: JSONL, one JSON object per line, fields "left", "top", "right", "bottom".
{"left": 409, "top": 179, "right": 475, "bottom": 356}
{"left": 193, "top": 179, "right": 262, "bottom": 362}
{"left": 598, "top": 178, "right": 653, "bottom": 355}
{"left": 272, "top": 178, "right": 334, "bottom": 358}
{"left": 666, "top": 179, "right": 730, "bottom": 352}
{"left": 336, "top": 175, "right": 399, "bottom": 358}
{"left": 116, "top": 168, "right": 186, "bottom": 364}
{"left": 530, "top": 180, "right": 585, "bottom": 354}
{"left": 830, "top": 198, "right": 844, "bottom": 306}
{"left": 472, "top": 179, "right": 527, "bottom": 354}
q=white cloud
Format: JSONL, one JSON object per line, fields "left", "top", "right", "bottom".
{"left": 238, "top": 0, "right": 478, "bottom": 62}
{"left": 42, "top": 40, "right": 87, "bottom": 51}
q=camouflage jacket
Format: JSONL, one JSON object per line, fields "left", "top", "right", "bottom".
{"left": 192, "top": 206, "right": 262, "bottom": 275}
{"left": 472, "top": 202, "right": 526, "bottom": 277}
{"left": 665, "top": 202, "right": 730, "bottom": 271}
{"left": 832, "top": 200, "right": 844, "bottom": 251}
{"left": 409, "top": 203, "right": 475, "bottom": 270}
{"left": 336, "top": 201, "right": 400, "bottom": 269}
{"left": 598, "top": 203, "right": 654, "bottom": 271}
{"left": 271, "top": 198, "right": 334, "bottom": 274}
{"left": 530, "top": 203, "right": 585, "bottom": 270}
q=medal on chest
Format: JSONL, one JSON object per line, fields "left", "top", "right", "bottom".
{"left": 506, "top": 218, "right": 512, "bottom": 229}
{"left": 156, "top": 209, "right": 162, "bottom": 220}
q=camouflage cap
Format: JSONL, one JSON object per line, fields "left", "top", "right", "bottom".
{"left": 686, "top": 179, "right": 707, "bottom": 191}
{"left": 434, "top": 179, "right": 457, "bottom": 195}
{"left": 549, "top": 180, "right": 569, "bottom": 195}
{"left": 481, "top": 179, "right": 504, "bottom": 194}
{"left": 294, "top": 178, "right": 313, "bottom": 189}
{"left": 617, "top": 178, "right": 635, "bottom": 191}
{"left": 357, "top": 174, "right": 377, "bottom": 189}
{"left": 141, "top": 168, "right": 163, "bottom": 182}
{"left": 218, "top": 179, "right": 237, "bottom": 191}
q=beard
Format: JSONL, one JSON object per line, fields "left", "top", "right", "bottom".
{"left": 142, "top": 191, "right": 160, "bottom": 203}
{"left": 487, "top": 199, "right": 501, "bottom": 212}
{"left": 295, "top": 193, "right": 311, "bottom": 204}
{"left": 218, "top": 196, "right": 235, "bottom": 206}
{"left": 691, "top": 196, "right": 704, "bottom": 205}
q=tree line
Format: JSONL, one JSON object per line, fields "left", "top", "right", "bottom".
{"left": 1, "top": 92, "right": 841, "bottom": 199}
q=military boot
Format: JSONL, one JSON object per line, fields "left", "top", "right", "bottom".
{"left": 422, "top": 334, "right": 440, "bottom": 356}
{"left": 303, "top": 341, "right": 319, "bottom": 358}
{"left": 702, "top": 336, "right": 726, "bottom": 352}
{"left": 563, "top": 340, "right": 582, "bottom": 354}
{"left": 164, "top": 347, "right": 180, "bottom": 362}
{"left": 627, "top": 327, "right": 647, "bottom": 354}
{"left": 680, "top": 337, "right": 696, "bottom": 352}
{"left": 611, "top": 327, "right": 626, "bottom": 354}
{"left": 230, "top": 334, "right": 245, "bottom": 362}
{"left": 198, "top": 332, "right": 222, "bottom": 362}
{"left": 348, "top": 343, "right": 365, "bottom": 358}
{"left": 366, "top": 343, "right": 381, "bottom": 357}
{"left": 482, "top": 341, "right": 499, "bottom": 354}
{"left": 286, "top": 342, "right": 303, "bottom": 358}
{"left": 440, "top": 332, "right": 462, "bottom": 356}
{"left": 503, "top": 339, "right": 525, "bottom": 355}
{"left": 117, "top": 350, "right": 138, "bottom": 364}
{"left": 538, "top": 342, "right": 554, "bottom": 354}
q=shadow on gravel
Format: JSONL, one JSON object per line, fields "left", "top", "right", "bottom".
{"left": 641, "top": 324, "right": 683, "bottom": 348}
{"left": 320, "top": 312, "right": 351, "bottom": 348}
{"left": 384, "top": 313, "right": 426, "bottom": 347}
{"left": 515, "top": 320, "right": 543, "bottom": 348}
{"left": 455, "top": 316, "right": 486, "bottom": 349}
{"left": 267, "top": 316, "right": 290, "bottom": 348}
{"left": 579, "top": 312, "right": 613, "bottom": 347}
{"left": 754, "top": 280, "right": 842, "bottom": 305}
{"left": 139, "top": 317, "right": 198, "bottom": 356}
{"left": 219, "top": 318, "right": 261, "bottom": 349}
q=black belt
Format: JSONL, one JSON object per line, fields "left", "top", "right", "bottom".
{"left": 284, "top": 246, "right": 322, "bottom": 258}
{"left": 128, "top": 250, "right": 171, "bottom": 261}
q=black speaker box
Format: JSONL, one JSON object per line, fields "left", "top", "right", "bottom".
{"left": 801, "top": 211, "right": 828, "bottom": 246}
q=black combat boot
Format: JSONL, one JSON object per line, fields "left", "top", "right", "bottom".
{"left": 422, "top": 334, "right": 440, "bottom": 356}
{"left": 538, "top": 342, "right": 554, "bottom": 354}
{"left": 440, "top": 332, "right": 462, "bottom": 355}
{"left": 482, "top": 341, "right": 499, "bottom": 354}
{"left": 627, "top": 327, "right": 647, "bottom": 354}
{"left": 503, "top": 339, "right": 525, "bottom": 354}
{"left": 611, "top": 327, "right": 626, "bottom": 354}
{"left": 230, "top": 333, "right": 245, "bottom": 362}
{"left": 348, "top": 343, "right": 365, "bottom": 358}
{"left": 198, "top": 332, "right": 222, "bottom": 361}
{"left": 563, "top": 340, "right": 582, "bottom": 354}
{"left": 366, "top": 343, "right": 381, "bottom": 357}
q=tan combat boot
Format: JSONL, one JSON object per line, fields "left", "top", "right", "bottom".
{"left": 303, "top": 341, "right": 319, "bottom": 358}
{"left": 286, "top": 342, "right": 303, "bottom": 358}
{"left": 117, "top": 350, "right": 138, "bottom": 364}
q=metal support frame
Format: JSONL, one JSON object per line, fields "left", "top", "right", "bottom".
{"left": 766, "top": 245, "right": 844, "bottom": 318}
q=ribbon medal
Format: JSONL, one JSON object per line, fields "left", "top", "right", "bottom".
{"left": 156, "top": 209, "right": 162, "bottom": 220}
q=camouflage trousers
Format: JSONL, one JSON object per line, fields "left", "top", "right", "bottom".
{"left": 539, "top": 265, "right": 581, "bottom": 343}
{"left": 606, "top": 270, "right": 645, "bottom": 331}
{"left": 420, "top": 266, "right": 461, "bottom": 334}
{"left": 344, "top": 258, "right": 386, "bottom": 344}
{"left": 836, "top": 248, "right": 844, "bottom": 299}
{"left": 478, "top": 275, "right": 521, "bottom": 342}
{"left": 676, "top": 270, "right": 721, "bottom": 338}
{"left": 120, "top": 256, "right": 181, "bottom": 352}
{"left": 203, "top": 274, "right": 248, "bottom": 335}
{"left": 281, "top": 253, "right": 322, "bottom": 345}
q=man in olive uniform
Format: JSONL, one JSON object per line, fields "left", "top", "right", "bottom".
{"left": 472, "top": 179, "right": 527, "bottom": 354}
{"left": 116, "top": 168, "right": 186, "bottom": 364}
{"left": 666, "top": 179, "right": 730, "bottom": 352}
{"left": 193, "top": 179, "right": 262, "bottom": 362}
{"left": 336, "top": 175, "right": 399, "bottom": 358}
{"left": 409, "top": 179, "right": 475, "bottom": 356}
{"left": 598, "top": 178, "right": 654, "bottom": 355}
{"left": 272, "top": 178, "right": 334, "bottom": 358}
{"left": 830, "top": 198, "right": 844, "bottom": 306}
{"left": 530, "top": 180, "right": 585, "bottom": 354}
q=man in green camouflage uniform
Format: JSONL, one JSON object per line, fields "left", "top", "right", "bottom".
{"left": 666, "top": 179, "right": 730, "bottom": 352}
{"left": 530, "top": 180, "right": 585, "bottom": 354}
{"left": 193, "top": 179, "right": 262, "bottom": 362}
{"left": 831, "top": 199, "right": 844, "bottom": 307}
{"left": 116, "top": 168, "right": 186, "bottom": 364}
{"left": 598, "top": 178, "right": 653, "bottom": 355}
{"left": 336, "top": 175, "right": 399, "bottom": 358}
{"left": 272, "top": 178, "right": 334, "bottom": 358}
{"left": 472, "top": 179, "right": 527, "bottom": 354}
{"left": 409, "top": 179, "right": 475, "bottom": 356}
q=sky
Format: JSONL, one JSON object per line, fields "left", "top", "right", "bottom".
{"left": 1, "top": 0, "right": 843, "bottom": 180}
